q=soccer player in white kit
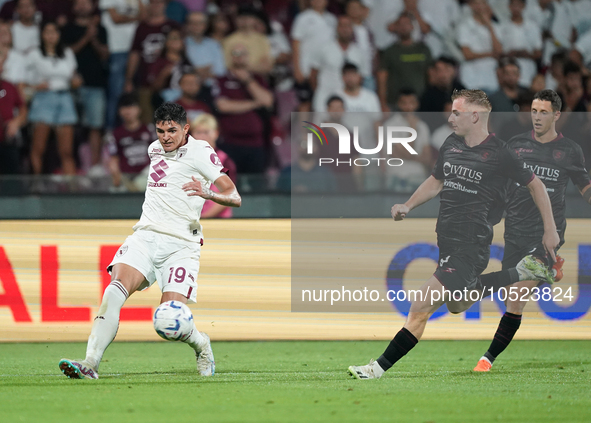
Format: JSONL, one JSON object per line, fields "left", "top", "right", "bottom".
{"left": 58, "top": 103, "right": 242, "bottom": 379}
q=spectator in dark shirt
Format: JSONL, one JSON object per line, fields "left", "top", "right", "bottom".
{"left": 62, "top": 0, "right": 110, "bottom": 176}
{"left": 0, "top": 50, "right": 27, "bottom": 175}
{"left": 214, "top": 43, "right": 274, "bottom": 175}
{"left": 489, "top": 57, "right": 529, "bottom": 112}
{"left": 124, "top": 0, "right": 180, "bottom": 123}
{"left": 147, "top": 27, "right": 193, "bottom": 103}
{"left": 175, "top": 72, "right": 211, "bottom": 124}
{"left": 107, "top": 93, "right": 155, "bottom": 191}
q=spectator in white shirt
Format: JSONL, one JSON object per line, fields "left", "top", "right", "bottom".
{"left": 383, "top": 88, "right": 433, "bottom": 190}
{"left": 11, "top": 0, "right": 39, "bottom": 55}
{"left": 498, "top": 0, "right": 542, "bottom": 87}
{"left": 99, "top": 0, "right": 146, "bottom": 128}
{"left": 338, "top": 63, "right": 381, "bottom": 113}
{"left": 0, "top": 21, "right": 27, "bottom": 86}
{"left": 364, "top": 0, "right": 404, "bottom": 51}
{"left": 419, "top": 0, "right": 461, "bottom": 59}
{"left": 310, "top": 15, "right": 367, "bottom": 112}
{"left": 346, "top": 0, "right": 374, "bottom": 85}
{"left": 457, "top": 0, "right": 503, "bottom": 92}
{"left": 27, "top": 21, "right": 80, "bottom": 176}
{"left": 290, "top": 0, "right": 336, "bottom": 110}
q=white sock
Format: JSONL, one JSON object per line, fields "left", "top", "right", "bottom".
{"left": 372, "top": 361, "right": 385, "bottom": 378}
{"left": 85, "top": 281, "right": 128, "bottom": 370}
{"left": 183, "top": 322, "right": 207, "bottom": 353}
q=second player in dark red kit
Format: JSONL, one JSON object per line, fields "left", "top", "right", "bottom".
{"left": 474, "top": 89, "right": 591, "bottom": 372}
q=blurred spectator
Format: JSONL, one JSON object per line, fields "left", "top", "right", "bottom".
{"left": 311, "top": 15, "right": 367, "bottom": 112}
{"left": 253, "top": 12, "right": 292, "bottom": 93}
{"left": 457, "top": 0, "right": 502, "bottom": 92}
{"left": 0, "top": 21, "right": 27, "bottom": 86}
{"left": 223, "top": 6, "right": 273, "bottom": 74}
{"left": 0, "top": 0, "right": 16, "bottom": 21}
{"left": 175, "top": 71, "right": 211, "bottom": 123}
{"left": 214, "top": 43, "right": 274, "bottom": 175}
{"left": 530, "top": 73, "right": 545, "bottom": 93}
{"left": 530, "top": 0, "right": 573, "bottom": 66}
{"left": 572, "top": 28, "right": 591, "bottom": 69}
{"left": 419, "top": 0, "right": 461, "bottom": 59}
{"left": 62, "top": 0, "right": 109, "bottom": 176}
{"left": 566, "top": 0, "right": 591, "bottom": 39}
{"left": 430, "top": 102, "right": 453, "bottom": 151}
{"left": 11, "top": 0, "right": 39, "bottom": 54}
{"left": 106, "top": 93, "right": 155, "bottom": 191}
{"left": 546, "top": 50, "right": 567, "bottom": 91}
{"left": 207, "top": 12, "right": 230, "bottom": 44}
{"left": 37, "top": 0, "right": 73, "bottom": 26}
{"left": 125, "top": 0, "right": 180, "bottom": 123}
{"left": 185, "top": 11, "right": 226, "bottom": 84}
{"left": 99, "top": 0, "right": 145, "bottom": 128}
{"left": 489, "top": 57, "right": 528, "bottom": 112}
{"left": 365, "top": 0, "right": 403, "bottom": 52}
{"left": 386, "top": 0, "right": 432, "bottom": 47}
{"left": 291, "top": 0, "right": 337, "bottom": 111}
{"left": 497, "top": 90, "right": 535, "bottom": 142}
{"left": 337, "top": 63, "right": 380, "bottom": 113}
{"left": 166, "top": 0, "right": 188, "bottom": 24}
{"left": 190, "top": 113, "right": 237, "bottom": 217}
{"left": 557, "top": 60, "right": 587, "bottom": 112}
{"left": 498, "top": 0, "right": 542, "bottom": 87}
{"left": 27, "top": 21, "right": 79, "bottom": 176}
{"left": 378, "top": 12, "right": 431, "bottom": 112}
{"left": 345, "top": 0, "right": 374, "bottom": 83}
{"left": 419, "top": 57, "right": 464, "bottom": 120}
{"left": 383, "top": 88, "right": 432, "bottom": 190}
{"left": 277, "top": 135, "right": 337, "bottom": 193}
{"left": 147, "top": 28, "right": 193, "bottom": 102}
{"left": 0, "top": 50, "right": 27, "bottom": 174}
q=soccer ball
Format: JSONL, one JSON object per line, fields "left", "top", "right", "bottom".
{"left": 153, "top": 300, "right": 194, "bottom": 341}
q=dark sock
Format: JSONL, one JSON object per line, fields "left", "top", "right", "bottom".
{"left": 377, "top": 328, "right": 418, "bottom": 371}
{"left": 484, "top": 312, "right": 522, "bottom": 363}
{"left": 476, "top": 268, "right": 520, "bottom": 295}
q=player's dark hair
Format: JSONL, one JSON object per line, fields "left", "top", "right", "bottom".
{"left": 154, "top": 102, "right": 187, "bottom": 126}
{"left": 39, "top": 21, "right": 65, "bottom": 59}
{"left": 342, "top": 62, "right": 359, "bottom": 74}
{"left": 533, "top": 89, "right": 562, "bottom": 112}
{"left": 118, "top": 92, "right": 139, "bottom": 108}
{"left": 451, "top": 89, "right": 492, "bottom": 111}
{"left": 326, "top": 95, "right": 344, "bottom": 107}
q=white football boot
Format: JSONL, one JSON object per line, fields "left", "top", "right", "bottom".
{"left": 196, "top": 332, "right": 215, "bottom": 376}
{"left": 58, "top": 359, "right": 99, "bottom": 380}
{"left": 348, "top": 359, "right": 384, "bottom": 380}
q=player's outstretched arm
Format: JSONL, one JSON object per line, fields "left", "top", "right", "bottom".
{"left": 182, "top": 175, "right": 242, "bottom": 208}
{"left": 391, "top": 175, "right": 443, "bottom": 221}
{"left": 526, "top": 176, "right": 559, "bottom": 260}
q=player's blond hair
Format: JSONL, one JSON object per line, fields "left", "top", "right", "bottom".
{"left": 451, "top": 89, "right": 492, "bottom": 111}
{"left": 191, "top": 113, "right": 218, "bottom": 131}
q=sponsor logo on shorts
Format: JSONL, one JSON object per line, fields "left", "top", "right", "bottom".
{"left": 116, "top": 245, "right": 128, "bottom": 257}
{"left": 188, "top": 274, "right": 194, "bottom": 282}
{"left": 439, "top": 256, "right": 450, "bottom": 267}
{"left": 441, "top": 268, "right": 456, "bottom": 273}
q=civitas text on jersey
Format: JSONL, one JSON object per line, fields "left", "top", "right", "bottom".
{"left": 307, "top": 124, "right": 417, "bottom": 167}
{"left": 443, "top": 162, "right": 483, "bottom": 182}
{"left": 523, "top": 162, "right": 560, "bottom": 178}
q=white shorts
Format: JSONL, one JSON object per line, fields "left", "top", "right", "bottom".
{"left": 108, "top": 230, "right": 200, "bottom": 303}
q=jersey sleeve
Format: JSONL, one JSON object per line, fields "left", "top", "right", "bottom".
{"left": 431, "top": 138, "right": 450, "bottom": 180}
{"left": 499, "top": 144, "right": 534, "bottom": 186}
{"left": 567, "top": 143, "right": 591, "bottom": 190}
{"left": 195, "top": 147, "right": 227, "bottom": 183}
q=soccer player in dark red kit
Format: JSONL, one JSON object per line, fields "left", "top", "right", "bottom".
{"left": 473, "top": 89, "right": 591, "bottom": 371}
{"left": 348, "top": 89, "right": 560, "bottom": 380}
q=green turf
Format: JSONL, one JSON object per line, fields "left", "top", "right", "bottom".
{"left": 0, "top": 340, "right": 589, "bottom": 423}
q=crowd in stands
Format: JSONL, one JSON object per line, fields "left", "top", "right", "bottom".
{"left": 1, "top": 0, "right": 591, "bottom": 199}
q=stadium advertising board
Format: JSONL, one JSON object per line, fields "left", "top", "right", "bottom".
{"left": 0, "top": 219, "right": 590, "bottom": 342}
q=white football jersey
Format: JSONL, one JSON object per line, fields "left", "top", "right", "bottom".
{"left": 133, "top": 135, "right": 227, "bottom": 243}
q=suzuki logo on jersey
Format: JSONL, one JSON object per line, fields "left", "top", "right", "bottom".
{"left": 150, "top": 159, "right": 169, "bottom": 185}
{"left": 303, "top": 121, "right": 417, "bottom": 167}
{"left": 443, "top": 162, "right": 483, "bottom": 181}
{"left": 523, "top": 162, "right": 560, "bottom": 179}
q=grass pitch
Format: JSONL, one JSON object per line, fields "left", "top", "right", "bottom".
{"left": 0, "top": 340, "right": 589, "bottom": 423}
